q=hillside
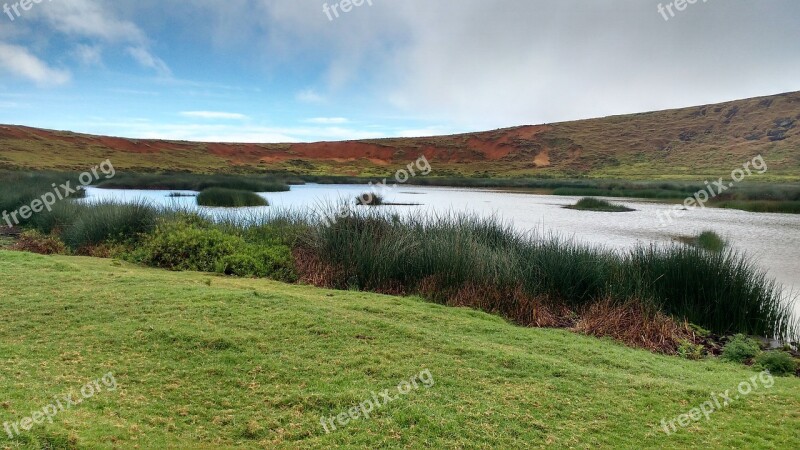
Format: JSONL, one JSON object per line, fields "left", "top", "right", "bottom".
{"left": 1, "top": 91, "right": 799, "bottom": 180}
{"left": 0, "top": 250, "right": 798, "bottom": 448}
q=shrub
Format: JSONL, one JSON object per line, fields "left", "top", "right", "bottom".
{"left": 215, "top": 246, "right": 296, "bottom": 282}
{"left": 721, "top": 334, "right": 762, "bottom": 363}
{"left": 197, "top": 188, "right": 268, "bottom": 207}
{"left": 138, "top": 219, "right": 296, "bottom": 281}
{"left": 138, "top": 220, "right": 243, "bottom": 272}
{"left": 12, "top": 230, "right": 67, "bottom": 255}
{"left": 754, "top": 351, "right": 798, "bottom": 376}
{"left": 677, "top": 340, "right": 705, "bottom": 360}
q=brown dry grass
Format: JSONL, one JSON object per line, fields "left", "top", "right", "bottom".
{"left": 12, "top": 230, "right": 67, "bottom": 255}
{"left": 573, "top": 299, "right": 697, "bottom": 354}
{"left": 294, "top": 255, "right": 702, "bottom": 354}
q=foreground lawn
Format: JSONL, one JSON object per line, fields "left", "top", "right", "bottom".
{"left": 0, "top": 251, "right": 798, "bottom": 449}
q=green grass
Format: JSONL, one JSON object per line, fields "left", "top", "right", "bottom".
{"left": 0, "top": 172, "right": 86, "bottom": 228}
{"left": 715, "top": 200, "right": 800, "bottom": 214}
{"left": 0, "top": 250, "right": 798, "bottom": 448}
{"left": 566, "top": 197, "right": 635, "bottom": 212}
{"left": 196, "top": 188, "right": 269, "bottom": 207}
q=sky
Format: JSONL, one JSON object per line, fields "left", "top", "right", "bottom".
{"left": 0, "top": 0, "right": 798, "bottom": 143}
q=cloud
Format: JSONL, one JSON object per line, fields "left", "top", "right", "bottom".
{"left": 126, "top": 47, "right": 172, "bottom": 78}
{"left": 77, "top": 120, "right": 390, "bottom": 143}
{"left": 0, "top": 43, "right": 71, "bottom": 86}
{"left": 29, "top": 0, "right": 172, "bottom": 76}
{"left": 305, "top": 117, "right": 349, "bottom": 124}
{"left": 192, "top": 0, "right": 800, "bottom": 128}
{"left": 73, "top": 44, "right": 104, "bottom": 66}
{"left": 40, "top": 0, "right": 145, "bottom": 43}
{"left": 180, "top": 111, "right": 249, "bottom": 120}
{"left": 296, "top": 89, "right": 325, "bottom": 104}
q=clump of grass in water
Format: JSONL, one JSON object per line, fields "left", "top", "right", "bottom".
{"left": 566, "top": 197, "right": 634, "bottom": 212}
{"left": 197, "top": 188, "right": 268, "bottom": 208}
{"left": 697, "top": 231, "right": 726, "bottom": 252}
{"left": 677, "top": 231, "right": 726, "bottom": 253}
{"left": 355, "top": 192, "right": 383, "bottom": 206}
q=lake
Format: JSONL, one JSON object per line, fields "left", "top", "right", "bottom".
{"left": 83, "top": 184, "right": 800, "bottom": 319}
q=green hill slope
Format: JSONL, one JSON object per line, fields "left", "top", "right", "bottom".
{"left": 1, "top": 91, "right": 798, "bottom": 179}
{"left": 0, "top": 251, "right": 798, "bottom": 449}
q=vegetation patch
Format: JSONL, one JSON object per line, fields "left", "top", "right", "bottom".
{"left": 677, "top": 231, "right": 727, "bottom": 252}
{"left": 565, "top": 197, "right": 635, "bottom": 212}
{"left": 721, "top": 334, "right": 762, "bottom": 364}
{"left": 197, "top": 188, "right": 269, "bottom": 208}
{"left": 715, "top": 200, "right": 800, "bottom": 214}
{"left": 355, "top": 192, "right": 383, "bottom": 206}
{"left": 131, "top": 217, "right": 296, "bottom": 282}
{"left": 11, "top": 230, "right": 67, "bottom": 255}
{"left": 300, "top": 211, "right": 797, "bottom": 345}
{"left": 755, "top": 351, "right": 799, "bottom": 376}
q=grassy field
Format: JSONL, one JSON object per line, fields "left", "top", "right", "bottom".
{"left": 0, "top": 250, "right": 798, "bottom": 449}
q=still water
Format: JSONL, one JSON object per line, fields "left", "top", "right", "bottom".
{"left": 83, "top": 184, "right": 800, "bottom": 318}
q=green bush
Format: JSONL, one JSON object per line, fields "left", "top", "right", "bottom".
{"left": 215, "top": 246, "right": 296, "bottom": 282}
{"left": 567, "top": 197, "right": 634, "bottom": 212}
{"left": 721, "top": 334, "right": 762, "bottom": 363}
{"left": 754, "top": 351, "right": 798, "bottom": 376}
{"left": 138, "top": 219, "right": 296, "bottom": 281}
{"left": 197, "top": 188, "right": 268, "bottom": 207}
{"left": 139, "top": 220, "right": 243, "bottom": 272}
{"left": 677, "top": 340, "right": 705, "bottom": 360}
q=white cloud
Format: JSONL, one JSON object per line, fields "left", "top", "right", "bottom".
{"left": 73, "top": 44, "right": 104, "bottom": 66}
{"left": 40, "top": 0, "right": 145, "bottom": 43}
{"left": 305, "top": 117, "right": 349, "bottom": 124}
{"left": 296, "top": 89, "right": 325, "bottom": 104}
{"left": 30, "top": 0, "right": 172, "bottom": 77}
{"left": 0, "top": 43, "right": 71, "bottom": 86}
{"left": 76, "top": 120, "right": 388, "bottom": 143}
{"left": 180, "top": 111, "right": 249, "bottom": 120}
{"left": 126, "top": 47, "right": 172, "bottom": 78}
